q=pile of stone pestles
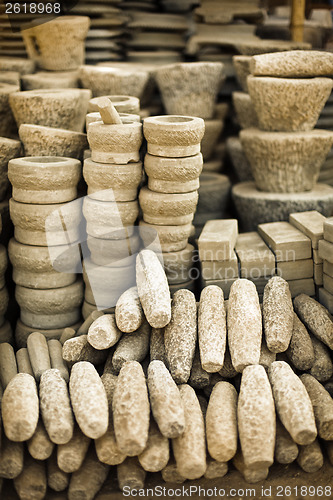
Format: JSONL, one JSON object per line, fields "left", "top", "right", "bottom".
{"left": 139, "top": 114, "right": 205, "bottom": 294}
{"left": 7, "top": 156, "right": 84, "bottom": 342}
{"left": 232, "top": 50, "right": 333, "bottom": 231}
{"left": 0, "top": 249, "right": 332, "bottom": 499}
{"left": 84, "top": 97, "right": 143, "bottom": 316}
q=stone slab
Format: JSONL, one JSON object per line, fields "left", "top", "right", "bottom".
{"left": 258, "top": 222, "right": 312, "bottom": 262}
{"left": 287, "top": 278, "right": 315, "bottom": 298}
{"left": 313, "top": 249, "right": 323, "bottom": 264}
{"left": 323, "top": 273, "right": 333, "bottom": 295}
{"left": 201, "top": 251, "right": 239, "bottom": 280}
{"left": 235, "top": 231, "right": 276, "bottom": 278}
{"left": 289, "top": 211, "right": 326, "bottom": 249}
{"left": 324, "top": 217, "right": 333, "bottom": 243}
{"left": 319, "top": 287, "right": 333, "bottom": 314}
{"left": 314, "top": 263, "right": 323, "bottom": 286}
{"left": 277, "top": 259, "right": 313, "bottom": 281}
{"left": 323, "top": 259, "right": 333, "bottom": 277}
{"left": 198, "top": 219, "right": 238, "bottom": 261}
{"left": 318, "top": 239, "right": 333, "bottom": 264}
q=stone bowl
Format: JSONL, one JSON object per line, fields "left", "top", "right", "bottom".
{"left": 0, "top": 137, "right": 21, "bottom": 201}
{"left": 88, "top": 95, "right": 140, "bottom": 114}
{"left": 201, "top": 119, "right": 224, "bottom": 161}
{"left": 240, "top": 128, "right": 333, "bottom": 193}
{"left": 247, "top": 76, "right": 333, "bottom": 132}
{"left": 232, "top": 91, "right": 259, "bottom": 129}
{"left": 79, "top": 65, "right": 150, "bottom": 101}
{"left": 86, "top": 112, "right": 140, "bottom": 130}
{"left": 139, "top": 186, "right": 198, "bottom": 225}
{"left": 8, "top": 156, "right": 81, "bottom": 204}
{"left": 21, "top": 71, "right": 79, "bottom": 90}
{"left": 19, "top": 124, "right": 88, "bottom": 161}
{"left": 87, "top": 233, "right": 141, "bottom": 267}
{"left": 143, "top": 115, "right": 205, "bottom": 157}
{"left": 226, "top": 137, "right": 253, "bottom": 182}
{"left": 154, "top": 62, "right": 225, "bottom": 119}
{"left": 233, "top": 55, "right": 252, "bottom": 92}
{"left": 139, "top": 220, "right": 193, "bottom": 252}
{"left": 0, "top": 57, "right": 35, "bottom": 74}
{"left": 83, "top": 158, "right": 143, "bottom": 202}
{"left": 87, "top": 121, "right": 143, "bottom": 164}
{"left": 9, "top": 88, "right": 92, "bottom": 132}
{"left": 0, "top": 82, "right": 20, "bottom": 137}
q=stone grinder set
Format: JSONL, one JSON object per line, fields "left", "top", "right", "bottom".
{"left": 0, "top": 250, "right": 332, "bottom": 498}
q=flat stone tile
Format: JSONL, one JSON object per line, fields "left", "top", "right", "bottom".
{"left": 235, "top": 231, "right": 276, "bottom": 278}
{"left": 287, "top": 278, "right": 315, "bottom": 298}
{"left": 277, "top": 259, "right": 313, "bottom": 281}
{"left": 201, "top": 251, "right": 239, "bottom": 280}
{"left": 323, "top": 273, "right": 333, "bottom": 295}
{"left": 258, "top": 221, "right": 312, "bottom": 262}
{"left": 318, "top": 239, "right": 333, "bottom": 264}
{"left": 324, "top": 217, "right": 333, "bottom": 243}
{"left": 319, "top": 286, "right": 333, "bottom": 314}
{"left": 323, "top": 260, "right": 333, "bottom": 277}
{"left": 198, "top": 219, "right": 238, "bottom": 261}
{"left": 313, "top": 249, "right": 323, "bottom": 264}
{"left": 289, "top": 210, "right": 326, "bottom": 249}
{"left": 314, "top": 263, "right": 323, "bottom": 286}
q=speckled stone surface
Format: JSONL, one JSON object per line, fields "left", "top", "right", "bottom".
{"left": 69, "top": 361, "right": 109, "bottom": 440}
{"left": 164, "top": 289, "right": 197, "bottom": 384}
{"left": 259, "top": 339, "right": 276, "bottom": 370}
{"left": 300, "top": 374, "right": 333, "bottom": 441}
{"left": 206, "top": 381, "right": 238, "bottom": 463}
{"left": 27, "top": 420, "right": 54, "bottom": 461}
{"left": 140, "top": 220, "right": 192, "bottom": 252}
{"left": 112, "top": 321, "right": 150, "bottom": 373}
{"left": 39, "top": 369, "right": 74, "bottom": 445}
{"left": 67, "top": 450, "right": 110, "bottom": 500}
{"left": 227, "top": 279, "right": 262, "bottom": 372}
{"left": 62, "top": 335, "right": 108, "bottom": 366}
{"left": 48, "top": 339, "right": 69, "bottom": 382}
{"left": 172, "top": 384, "right": 206, "bottom": 480}
{"left": 232, "top": 449, "right": 269, "bottom": 484}
{"left": 13, "top": 456, "right": 47, "bottom": 500}
{"left": 232, "top": 92, "right": 259, "bottom": 129}
{"left": 0, "top": 342, "right": 17, "bottom": 389}
{"left": 0, "top": 436, "right": 23, "bottom": 479}
{"left": 138, "top": 419, "right": 169, "bottom": 473}
{"left": 115, "top": 287, "right": 144, "bottom": 333}
{"left": 27, "top": 332, "right": 51, "bottom": 383}
{"left": 87, "top": 314, "right": 122, "bottom": 351}
{"left": 149, "top": 328, "right": 168, "bottom": 366}
{"left": 139, "top": 186, "right": 198, "bottom": 225}
{"left": 57, "top": 425, "right": 90, "bottom": 474}
{"left": 238, "top": 365, "right": 275, "bottom": 469}
{"left": 263, "top": 277, "right": 293, "bottom": 353}
{"left": 297, "top": 440, "right": 324, "bottom": 473}
{"left": 268, "top": 361, "right": 317, "bottom": 445}
{"left": 1, "top": 373, "right": 39, "bottom": 442}
{"left": 309, "top": 335, "right": 333, "bottom": 383}
{"left": 294, "top": 294, "right": 333, "bottom": 350}
{"left": 233, "top": 55, "right": 252, "bottom": 92}
{"left": 275, "top": 418, "right": 299, "bottom": 465}
{"left": 286, "top": 313, "right": 315, "bottom": 371}
{"left": 112, "top": 361, "right": 150, "bottom": 456}
{"left": 235, "top": 231, "right": 275, "bottom": 278}
{"left": 117, "top": 457, "right": 146, "bottom": 490}
{"left": 189, "top": 347, "right": 211, "bottom": 389}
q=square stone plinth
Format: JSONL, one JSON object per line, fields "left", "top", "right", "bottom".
{"left": 258, "top": 221, "right": 312, "bottom": 262}
{"left": 319, "top": 287, "right": 333, "bottom": 314}
{"left": 324, "top": 260, "right": 333, "bottom": 277}
{"left": 198, "top": 219, "right": 238, "bottom": 261}
{"left": 201, "top": 251, "right": 239, "bottom": 280}
{"left": 277, "top": 259, "right": 313, "bottom": 281}
{"left": 289, "top": 211, "right": 326, "bottom": 249}
{"left": 287, "top": 278, "right": 315, "bottom": 298}
{"left": 235, "top": 231, "right": 276, "bottom": 278}
{"left": 314, "top": 263, "right": 323, "bottom": 286}
{"left": 323, "top": 273, "right": 333, "bottom": 295}
{"left": 324, "top": 217, "right": 333, "bottom": 243}
{"left": 318, "top": 239, "right": 333, "bottom": 264}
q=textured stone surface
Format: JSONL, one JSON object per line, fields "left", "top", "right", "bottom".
{"left": 117, "top": 457, "right": 146, "bottom": 490}
{"left": 172, "top": 384, "right": 206, "bottom": 480}
{"left": 140, "top": 187, "right": 198, "bottom": 226}
{"left": 232, "top": 91, "right": 259, "bottom": 129}
{"left": 112, "top": 361, "right": 150, "bottom": 456}
{"left": 87, "top": 314, "right": 122, "bottom": 350}
{"left": 15, "top": 320, "right": 81, "bottom": 349}
{"left": 136, "top": 249, "right": 171, "bottom": 328}
{"left": 309, "top": 335, "right": 333, "bottom": 383}
{"left": 198, "top": 286, "right": 226, "bottom": 372}
{"left": 201, "top": 252, "right": 239, "bottom": 281}
{"left": 83, "top": 198, "right": 139, "bottom": 238}
{"left": 39, "top": 369, "right": 74, "bottom": 445}
{"left": 0, "top": 436, "right": 23, "bottom": 479}
{"left": 47, "top": 451, "right": 69, "bottom": 492}
{"left": 0, "top": 137, "right": 21, "bottom": 200}
{"left": 235, "top": 231, "right": 275, "bottom": 278}
{"left": 300, "top": 374, "right": 333, "bottom": 441}
{"left": 188, "top": 347, "right": 211, "bottom": 389}
{"left": 0, "top": 342, "right": 17, "bottom": 389}
{"left": 112, "top": 321, "right": 150, "bottom": 373}
{"left": 48, "top": 340, "right": 69, "bottom": 382}
{"left": 297, "top": 440, "right": 324, "bottom": 473}
{"left": 9, "top": 89, "right": 91, "bottom": 132}
{"left": 248, "top": 76, "right": 333, "bottom": 132}
{"left": 69, "top": 361, "right": 109, "bottom": 439}
{"left": 286, "top": 313, "right": 315, "bottom": 371}
{"left": 26, "top": 332, "right": 51, "bottom": 382}
{"left": 226, "top": 137, "right": 253, "bottom": 182}
{"left": 319, "top": 287, "right": 333, "bottom": 314}
{"left": 206, "top": 381, "right": 237, "bottom": 462}
{"left": 263, "top": 277, "right": 293, "bottom": 353}
{"left": 164, "top": 289, "right": 197, "bottom": 384}
{"left": 16, "top": 348, "right": 33, "bottom": 376}
{"left": 233, "top": 55, "right": 252, "bottom": 92}
{"left": 268, "top": 361, "right": 317, "bottom": 445}
{"left": 140, "top": 220, "right": 192, "bottom": 252}
{"left": 13, "top": 457, "right": 47, "bottom": 500}
{"left": 27, "top": 419, "right": 54, "bottom": 461}
{"left": 201, "top": 119, "right": 223, "bottom": 161}
{"left": 258, "top": 222, "right": 311, "bottom": 262}
{"left": 115, "top": 287, "right": 144, "bottom": 333}
{"left": 241, "top": 128, "right": 333, "bottom": 193}
{"left": 68, "top": 451, "right": 109, "bottom": 500}
{"left": 57, "top": 425, "right": 90, "bottom": 473}
{"left": 21, "top": 70, "right": 79, "bottom": 90}
{"left": 204, "top": 458, "right": 228, "bottom": 479}
{"left": 227, "top": 279, "right": 262, "bottom": 372}
{"left": 198, "top": 219, "right": 238, "bottom": 261}
{"left": 294, "top": 294, "right": 333, "bottom": 350}
{"left": 275, "top": 417, "right": 299, "bottom": 465}
{"left": 138, "top": 420, "right": 169, "bottom": 473}
{"left": 232, "top": 449, "right": 269, "bottom": 484}
{"left": 0, "top": 57, "right": 35, "bottom": 75}
{"left": 232, "top": 182, "right": 333, "bottom": 232}
{"left": 250, "top": 50, "right": 333, "bottom": 78}
{"left": 289, "top": 211, "right": 326, "bottom": 249}
{"left": 149, "top": 328, "right": 168, "bottom": 366}
{"left": 259, "top": 338, "right": 276, "bottom": 370}
{"left": 62, "top": 335, "right": 108, "bottom": 366}
{"left": 2, "top": 373, "right": 38, "bottom": 442}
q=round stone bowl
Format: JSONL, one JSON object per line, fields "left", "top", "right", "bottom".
{"left": 88, "top": 95, "right": 140, "bottom": 114}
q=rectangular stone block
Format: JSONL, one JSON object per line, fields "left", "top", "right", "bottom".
{"left": 324, "top": 217, "right": 333, "bottom": 243}
{"left": 277, "top": 259, "right": 313, "bottom": 281}
{"left": 313, "top": 249, "right": 323, "bottom": 264}
{"left": 248, "top": 276, "right": 271, "bottom": 295}
{"left": 235, "top": 231, "right": 276, "bottom": 278}
{"left": 203, "top": 277, "right": 237, "bottom": 299}
{"left": 198, "top": 219, "right": 238, "bottom": 262}
{"left": 258, "top": 222, "right": 312, "bottom": 262}
{"left": 314, "top": 263, "right": 323, "bottom": 286}
{"left": 289, "top": 211, "right": 326, "bottom": 249}
{"left": 319, "top": 287, "right": 333, "bottom": 314}
{"left": 318, "top": 239, "right": 333, "bottom": 264}
{"left": 201, "top": 251, "right": 239, "bottom": 280}
{"left": 323, "top": 260, "right": 333, "bottom": 277}
{"left": 323, "top": 273, "right": 333, "bottom": 295}
{"left": 287, "top": 278, "right": 315, "bottom": 298}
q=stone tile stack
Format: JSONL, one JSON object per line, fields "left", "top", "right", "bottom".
{"left": 140, "top": 115, "right": 205, "bottom": 294}
{"left": 318, "top": 217, "right": 333, "bottom": 313}
{"left": 198, "top": 219, "right": 239, "bottom": 298}
{"left": 84, "top": 98, "right": 143, "bottom": 316}
{"left": 7, "top": 157, "right": 83, "bottom": 346}
{"left": 258, "top": 221, "right": 315, "bottom": 299}
{"left": 233, "top": 50, "right": 333, "bottom": 231}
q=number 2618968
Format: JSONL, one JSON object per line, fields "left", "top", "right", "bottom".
{"left": 5, "top": 3, "right": 61, "bottom": 14}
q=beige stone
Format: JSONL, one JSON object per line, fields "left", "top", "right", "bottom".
{"left": 258, "top": 221, "right": 311, "bottom": 262}
{"left": 297, "top": 439, "right": 324, "bottom": 473}
{"left": 324, "top": 217, "right": 333, "bottom": 243}
{"left": 232, "top": 91, "right": 258, "bottom": 129}
{"left": 89, "top": 95, "right": 140, "bottom": 114}
{"left": 204, "top": 459, "right": 228, "bottom": 479}
{"left": 251, "top": 50, "right": 333, "bottom": 78}
{"left": 112, "top": 321, "right": 150, "bottom": 373}
{"left": 48, "top": 340, "right": 69, "bottom": 382}
{"left": 294, "top": 294, "right": 333, "bottom": 350}
{"left": 319, "top": 287, "right": 333, "bottom": 314}
{"left": 23, "top": 16, "right": 90, "bottom": 71}
{"left": 117, "top": 458, "right": 146, "bottom": 491}
{"left": 196, "top": 172, "right": 231, "bottom": 215}
{"left": 162, "top": 244, "right": 195, "bottom": 285}
{"left": 16, "top": 348, "right": 33, "bottom": 377}
{"left": 62, "top": 335, "right": 108, "bottom": 367}
{"left": 68, "top": 451, "right": 109, "bottom": 500}
{"left": 47, "top": 451, "right": 69, "bottom": 492}
{"left": 57, "top": 425, "right": 90, "bottom": 473}
{"left": 9, "top": 89, "right": 91, "bottom": 132}
{"left": 277, "top": 259, "right": 313, "bottom": 281}
{"left": 115, "top": 287, "right": 144, "bottom": 333}
{"left": 201, "top": 252, "right": 238, "bottom": 281}
{"left": 143, "top": 115, "right": 205, "bottom": 157}
{"left": 13, "top": 457, "right": 47, "bottom": 500}
{"left": 195, "top": 2, "right": 263, "bottom": 24}
{"left": 161, "top": 459, "right": 186, "bottom": 484}
{"left": 138, "top": 420, "right": 169, "bottom": 473}
{"left": 87, "top": 234, "right": 140, "bottom": 266}
{"left": 87, "top": 314, "right": 122, "bottom": 351}
{"left": 0, "top": 57, "right": 35, "bottom": 74}
{"left": 86, "top": 111, "right": 140, "bottom": 130}
{"left": 150, "top": 327, "right": 168, "bottom": 366}
{"left": 300, "top": 374, "right": 333, "bottom": 441}
{"left": 275, "top": 417, "right": 299, "bottom": 465}
{"left": 15, "top": 320, "right": 81, "bottom": 349}
{"left": 198, "top": 219, "right": 238, "bottom": 261}
{"left": 241, "top": 128, "right": 333, "bottom": 192}
{"left": 248, "top": 76, "right": 333, "bottom": 132}
{"left": 26, "top": 332, "right": 51, "bottom": 382}
{"left": 189, "top": 347, "right": 211, "bottom": 389}
{"left": 324, "top": 259, "right": 333, "bottom": 277}
{"left": 203, "top": 277, "right": 236, "bottom": 300}
{"left": 286, "top": 313, "right": 315, "bottom": 371}
{"left": 319, "top": 238, "right": 333, "bottom": 264}
{"left": 289, "top": 211, "right": 326, "bottom": 249}
{"left": 139, "top": 187, "right": 198, "bottom": 225}
{"left": 27, "top": 419, "right": 54, "bottom": 461}
{"left": 19, "top": 124, "right": 88, "bottom": 161}
{"left": 232, "top": 449, "right": 268, "bottom": 484}
{"left": 233, "top": 55, "right": 252, "bottom": 92}
{"left": 0, "top": 342, "right": 17, "bottom": 389}
{"left": 21, "top": 71, "right": 79, "bottom": 90}
{"left": 323, "top": 273, "right": 333, "bottom": 295}
{"left": 310, "top": 335, "right": 333, "bottom": 383}
{"left": 235, "top": 231, "right": 275, "bottom": 278}
{"left": 226, "top": 137, "right": 253, "bottom": 182}
{"left": 0, "top": 321, "right": 12, "bottom": 345}
{"left": 0, "top": 436, "right": 23, "bottom": 479}
{"left": 139, "top": 220, "right": 192, "bottom": 252}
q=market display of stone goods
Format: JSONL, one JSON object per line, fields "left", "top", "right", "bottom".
{"left": 0, "top": 0, "right": 333, "bottom": 498}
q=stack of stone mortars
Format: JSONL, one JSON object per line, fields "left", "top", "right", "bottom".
{"left": 0, "top": 214, "right": 11, "bottom": 345}
{"left": 0, "top": 249, "right": 332, "bottom": 498}
{"left": 140, "top": 115, "right": 205, "bottom": 294}
{"left": 84, "top": 98, "right": 143, "bottom": 317}
{"left": 232, "top": 50, "right": 333, "bottom": 231}
{"left": 7, "top": 157, "right": 84, "bottom": 345}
